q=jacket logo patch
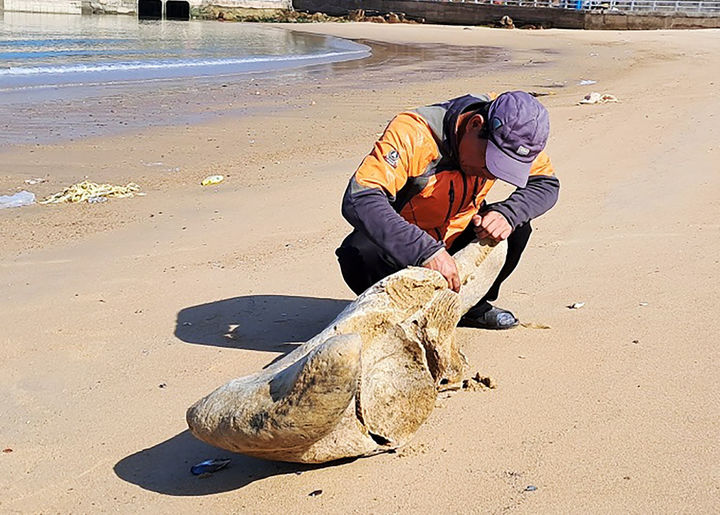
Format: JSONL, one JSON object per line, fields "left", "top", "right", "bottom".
{"left": 384, "top": 150, "right": 400, "bottom": 168}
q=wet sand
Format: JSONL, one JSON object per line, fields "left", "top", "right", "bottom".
{"left": 1, "top": 23, "right": 719, "bottom": 513}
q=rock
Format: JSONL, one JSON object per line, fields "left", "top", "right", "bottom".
{"left": 187, "top": 239, "right": 507, "bottom": 463}
{"left": 500, "top": 15, "right": 515, "bottom": 29}
{"left": 462, "top": 372, "right": 497, "bottom": 391}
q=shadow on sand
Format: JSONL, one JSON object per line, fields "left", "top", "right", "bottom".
{"left": 115, "top": 294, "right": 354, "bottom": 493}
{"left": 114, "top": 430, "right": 355, "bottom": 495}
{"left": 174, "top": 294, "right": 351, "bottom": 355}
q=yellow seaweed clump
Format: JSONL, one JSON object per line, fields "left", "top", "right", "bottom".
{"left": 41, "top": 181, "right": 141, "bottom": 204}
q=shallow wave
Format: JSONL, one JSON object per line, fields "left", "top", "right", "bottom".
{"left": 0, "top": 37, "right": 133, "bottom": 48}
{"left": 0, "top": 49, "right": 155, "bottom": 60}
{"left": 0, "top": 49, "right": 369, "bottom": 76}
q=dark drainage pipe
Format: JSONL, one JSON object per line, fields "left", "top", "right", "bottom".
{"left": 138, "top": 0, "right": 162, "bottom": 19}
{"left": 166, "top": 0, "right": 190, "bottom": 20}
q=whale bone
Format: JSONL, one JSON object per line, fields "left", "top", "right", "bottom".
{"left": 187, "top": 239, "right": 507, "bottom": 463}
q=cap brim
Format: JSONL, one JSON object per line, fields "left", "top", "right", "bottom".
{"left": 486, "top": 139, "right": 531, "bottom": 188}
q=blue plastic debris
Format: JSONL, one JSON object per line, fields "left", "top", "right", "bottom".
{"left": 191, "top": 458, "right": 231, "bottom": 475}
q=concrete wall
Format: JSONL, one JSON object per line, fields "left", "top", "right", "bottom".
{"left": 3, "top": 0, "right": 713, "bottom": 26}
{"left": 4, "top": 0, "right": 82, "bottom": 13}
{"left": 293, "top": 0, "right": 720, "bottom": 29}
{"left": 1, "top": 0, "right": 291, "bottom": 14}
{"left": 583, "top": 10, "right": 720, "bottom": 29}
{"left": 293, "top": 0, "right": 584, "bottom": 27}
{"left": 201, "top": 0, "right": 290, "bottom": 8}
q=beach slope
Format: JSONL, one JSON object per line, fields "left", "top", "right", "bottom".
{"left": 0, "top": 23, "right": 719, "bottom": 513}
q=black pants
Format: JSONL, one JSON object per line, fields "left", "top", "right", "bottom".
{"left": 336, "top": 222, "right": 533, "bottom": 306}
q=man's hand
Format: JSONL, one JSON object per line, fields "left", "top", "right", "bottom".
{"left": 472, "top": 211, "right": 512, "bottom": 242}
{"left": 423, "top": 249, "right": 460, "bottom": 293}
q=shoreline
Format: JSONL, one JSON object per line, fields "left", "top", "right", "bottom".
{"left": 1, "top": 23, "right": 719, "bottom": 513}
{"left": 0, "top": 18, "right": 373, "bottom": 148}
{"left": 0, "top": 32, "right": 508, "bottom": 150}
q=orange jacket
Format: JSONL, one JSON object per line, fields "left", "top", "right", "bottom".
{"left": 342, "top": 94, "right": 559, "bottom": 267}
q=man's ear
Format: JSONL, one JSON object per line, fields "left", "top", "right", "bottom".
{"left": 470, "top": 113, "right": 485, "bottom": 131}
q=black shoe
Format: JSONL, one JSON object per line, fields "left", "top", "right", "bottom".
{"left": 458, "top": 302, "right": 519, "bottom": 330}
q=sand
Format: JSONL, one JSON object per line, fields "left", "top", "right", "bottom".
{"left": 1, "top": 22, "right": 719, "bottom": 513}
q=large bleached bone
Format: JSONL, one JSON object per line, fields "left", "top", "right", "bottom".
{"left": 187, "top": 239, "right": 507, "bottom": 463}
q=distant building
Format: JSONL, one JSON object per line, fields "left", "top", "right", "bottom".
{"left": 0, "top": 0, "right": 292, "bottom": 17}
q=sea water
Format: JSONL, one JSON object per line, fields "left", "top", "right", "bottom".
{"left": 0, "top": 12, "right": 370, "bottom": 145}
{"left": 0, "top": 12, "right": 370, "bottom": 91}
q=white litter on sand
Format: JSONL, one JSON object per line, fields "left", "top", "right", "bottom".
{"left": 579, "top": 92, "right": 619, "bottom": 105}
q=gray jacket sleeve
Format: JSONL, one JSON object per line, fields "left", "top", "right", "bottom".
{"left": 483, "top": 174, "right": 560, "bottom": 228}
{"left": 341, "top": 180, "right": 445, "bottom": 267}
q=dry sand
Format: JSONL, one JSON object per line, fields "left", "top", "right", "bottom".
{"left": 1, "top": 22, "right": 719, "bottom": 513}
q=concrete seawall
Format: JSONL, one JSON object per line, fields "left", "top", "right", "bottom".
{"left": 1, "top": 0, "right": 717, "bottom": 28}
{"left": 293, "top": 0, "right": 720, "bottom": 29}
{"left": 0, "top": 0, "right": 291, "bottom": 15}
{"left": 3, "top": 0, "right": 84, "bottom": 14}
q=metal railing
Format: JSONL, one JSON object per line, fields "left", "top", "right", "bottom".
{"left": 457, "top": 0, "right": 720, "bottom": 13}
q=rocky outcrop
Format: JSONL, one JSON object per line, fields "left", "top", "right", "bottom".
{"left": 82, "top": 0, "right": 136, "bottom": 14}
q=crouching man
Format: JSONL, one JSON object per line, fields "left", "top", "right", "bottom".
{"left": 336, "top": 91, "right": 559, "bottom": 329}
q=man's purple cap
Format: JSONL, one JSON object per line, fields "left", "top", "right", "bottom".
{"left": 485, "top": 91, "right": 550, "bottom": 188}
